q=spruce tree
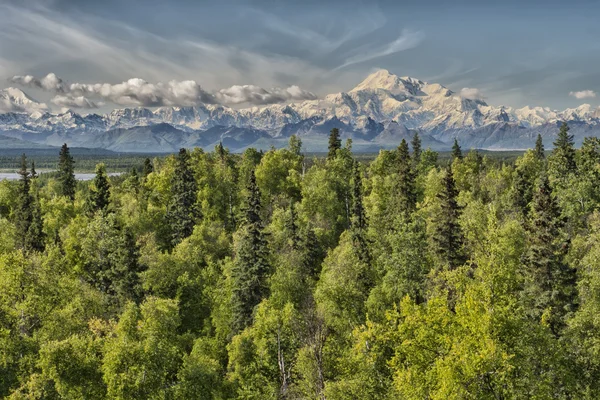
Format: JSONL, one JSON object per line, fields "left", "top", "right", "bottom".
{"left": 549, "top": 122, "right": 576, "bottom": 181}
{"left": 231, "top": 170, "right": 270, "bottom": 334}
{"left": 327, "top": 127, "right": 341, "bottom": 160}
{"left": 523, "top": 175, "right": 577, "bottom": 335}
{"left": 431, "top": 167, "right": 465, "bottom": 269}
{"left": 26, "top": 186, "right": 45, "bottom": 252}
{"left": 87, "top": 163, "right": 111, "bottom": 214}
{"left": 285, "top": 201, "right": 300, "bottom": 250}
{"left": 58, "top": 143, "right": 76, "bottom": 201}
{"left": 113, "top": 226, "right": 145, "bottom": 304}
{"left": 14, "top": 154, "right": 33, "bottom": 250}
{"left": 451, "top": 138, "right": 463, "bottom": 161}
{"left": 30, "top": 161, "right": 37, "bottom": 179}
{"left": 142, "top": 157, "right": 154, "bottom": 177}
{"left": 396, "top": 139, "right": 417, "bottom": 215}
{"left": 411, "top": 131, "right": 422, "bottom": 165}
{"left": 166, "top": 148, "right": 199, "bottom": 248}
{"left": 534, "top": 134, "right": 545, "bottom": 160}
{"left": 350, "top": 161, "right": 370, "bottom": 265}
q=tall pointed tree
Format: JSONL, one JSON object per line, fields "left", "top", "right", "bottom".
{"left": 327, "top": 127, "right": 342, "bottom": 160}
{"left": 27, "top": 185, "right": 45, "bottom": 252}
{"left": 230, "top": 170, "right": 270, "bottom": 334}
{"left": 142, "top": 157, "right": 154, "bottom": 177}
{"left": 58, "top": 143, "right": 76, "bottom": 201}
{"left": 86, "top": 163, "right": 111, "bottom": 214}
{"left": 166, "top": 148, "right": 199, "bottom": 248}
{"left": 451, "top": 138, "right": 463, "bottom": 161}
{"left": 350, "top": 161, "right": 370, "bottom": 265}
{"left": 431, "top": 167, "right": 465, "bottom": 269}
{"left": 523, "top": 175, "right": 577, "bottom": 335}
{"left": 411, "top": 132, "right": 422, "bottom": 165}
{"left": 30, "top": 161, "right": 37, "bottom": 179}
{"left": 396, "top": 139, "right": 417, "bottom": 215}
{"left": 14, "top": 154, "right": 32, "bottom": 250}
{"left": 548, "top": 122, "right": 576, "bottom": 183}
{"left": 534, "top": 134, "right": 545, "bottom": 160}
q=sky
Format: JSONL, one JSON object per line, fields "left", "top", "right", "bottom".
{"left": 2, "top": 0, "right": 600, "bottom": 113}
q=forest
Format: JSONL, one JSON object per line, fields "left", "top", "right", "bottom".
{"left": 1, "top": 123, "right": 600, "bottom": 399}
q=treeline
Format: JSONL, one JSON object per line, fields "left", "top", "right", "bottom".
{"left": 1, "top": 125, "right": 600, "bottom": 398}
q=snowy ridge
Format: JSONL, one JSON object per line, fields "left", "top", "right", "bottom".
{"left": 2, "top": 70, "right": 600, "bottom": 152}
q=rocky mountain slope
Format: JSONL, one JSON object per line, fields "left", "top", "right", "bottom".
{"left": 2, "top": 70, "right": 600, "bottom": 152}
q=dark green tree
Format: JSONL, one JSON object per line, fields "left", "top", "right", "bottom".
{"left": 112, "top": 226, "right": 145, "bottom": 304}
{"left": 86, "top": 163, "right": 111, "bottom": 214}
{"left": 27, "top": 187, "right": 45, "bottom": 252}
{"left": 431, "top": 167, "right": 465, "bottom": 269}
{"left": 327, "top": 127, "right": 342, "bottom": 160}
{"left": 142, "top": 157, "right": 154, "bottom": 177}
{"left": 166, "top": 148, "right": 199, "bottom": 248}
{"left": 451, "top": 138, "right": 463, "bottom": 161}
{"left": 230, "top": 170, "right": 270, "bottom": 334}
{"left": 549, "top": 122, "right": 576, "bottom": 180}
{"left": 396, "top": 139, "right": 417, "bottom": 215}
{"left": 411, "top": 131, "right": 422, "bottom": 165}
{"left": 58, "top": 143, "right": 76, "bottom": 201}
{"left": 535, "top": 134, "right": 545, "bottom": 160}
{"left": 30, "top": 161, "right": 37, "bottom": 179}
{"left": 14, "top": 154, "right": 33, "bottom": 250}
{"left": 522, "top": 175, "right": 577, "bottom": 335}
{"left": 285, "top": 200, "right": 300, "bottom": 250}
{"left": 350, "top": 161, "right": 370, "bottom": 265}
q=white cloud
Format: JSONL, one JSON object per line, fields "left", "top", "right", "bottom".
{"left": 460, "top": 87, "right": 485, "bottom": 100}
{"left": 216, "top": 84, "right": 316, "bottom": 105}
{"left": 9, "top": 72, "right": 317, "bottom": 107}
{"left": 51, "top": 94, "right": 103, "bottom": 109}
{"left": 69, "top": 78, "right": 217, "bottom": 107}
{"left": 569, "top": 90, "right": 596, "bottom": 99}
{"left": 334, "top": 29, "right": 425, "bottom": 71}
{"left": 10, "top": 72, "right": 65, "bottom": 92}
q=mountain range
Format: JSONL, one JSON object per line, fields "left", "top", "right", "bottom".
{"left": 2, "top": 69, "right": 600, "bottom": 153}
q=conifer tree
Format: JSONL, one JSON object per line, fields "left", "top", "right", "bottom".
{"left": 142, "top": 157, "right": 153, "bottom": 177}
{"left": 27, "top": 186, "right": 45, "bottom": 252}
{"left": 396, "top": 139, "right": 417, "bottom": 214}
{"left": 30, "top": 161, "right": 37, "bottom": 179}
{"left": 285, "top": 200, "right": 300, "bottom": 249}
{"left": 113, "top": 226, "right": 145, "bottom": 304}
{"left": 523, "top": 175, "right": 577, "bottom": 334}
{"left": 230, "top": 170, "right": 270, "bottom": 333}
{"left": 451, "top": 138, "right": 463, "bottom": 161}
{"left": 299, "top": 225, "right": 322, "bottom": 278}
{"left": 411, "top": 131, "right": 422, "bottom": 164}
{"left": 535, "top": 134, "right": 545, "bottom": 160}
{"left": 216, "top": 142, "right": 226, "bottom": 160}
{"left": 327, "top": 127, "right": 341, "bottom": 160}
{"left": 350, "top": 161, "right": 370, "bottom": 264}
{"left": 431, "top": 167, "right": 465, "bottom": 269}
{"left": 87, "top": 163, "right": 111, "bottom": 214}
{"left": 549, "top": 122, "right": 576, "bottom": 180}
{"left": 14, "top": 154, "right": 33, "bottom": 250}
{"left": 166, "top": 149, "right": 199, "bottom": 248}
{"left": 58, "top": 143, "right": 76, "bottom": 200}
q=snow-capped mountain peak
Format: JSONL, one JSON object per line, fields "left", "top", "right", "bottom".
{"left": 351, "top": 69, "right": 425, "bottom": 95}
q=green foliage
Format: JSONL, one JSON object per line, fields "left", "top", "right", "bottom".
{"left": 58, "top": 143, "right": 76, "bottom": 200}
{"left": 327, "top": 128, "right": 341, "bottom": 160}
{"left": 166, "top": 148, "right": 199, "bottom": 247}
{"left": 1, "top": 125, "right": 600, "bottom": 398}
{"left": 230, "top": 170, "right": 270, "bottom": 334}
{"left": 86, "top": 163, "right": 111, "bottom": 214}
{"left": 451, "top": 138, "right": 463, "bottom": 160}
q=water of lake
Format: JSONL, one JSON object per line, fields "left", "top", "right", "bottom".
{"left": 0, "top": 172, "right": 122, "bottom": 181}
